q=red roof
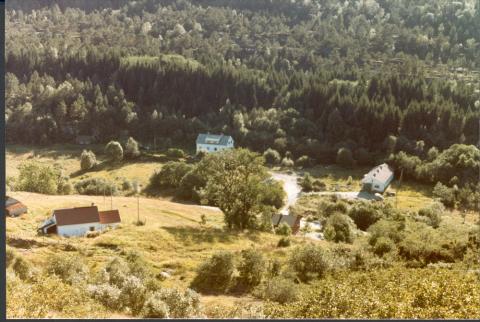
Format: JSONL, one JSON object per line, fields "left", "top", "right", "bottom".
{"left": 54, "top": 206, "right": 99, "bottom": 226}
{"left": 99, "top": 210, "right": 121, "bottom": 224}
{"left": 6, "top": 202, "right": 28, "bottom": 215}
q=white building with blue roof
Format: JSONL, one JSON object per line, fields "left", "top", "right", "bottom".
{"left": 196, "top": 133, "right": 234, "bottom": 154}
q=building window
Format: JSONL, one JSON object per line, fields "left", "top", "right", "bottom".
{"left": 214, "top": 147, "right": 217, "bottom": 151}
{"left": 374, "top": 185, "right": 380, "bottom": 189}
{"left": 90, "top": 226, "right": 95, "bottom": 231}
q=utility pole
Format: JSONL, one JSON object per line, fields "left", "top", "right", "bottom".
{"left": 110, "top": 185, "right": 113, "bottom": 210}
{"left": 103, "top": 185, "right": 106, "bottom": 209}
{"left": 396, "top": 168, "right": 403, "bottom": 209}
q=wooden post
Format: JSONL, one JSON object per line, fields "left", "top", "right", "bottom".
{"left": 396, "top": 168, "right": 403, "bottom": 209}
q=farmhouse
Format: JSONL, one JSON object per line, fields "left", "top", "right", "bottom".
{"left": 361, "top": 163, "right": 394, "bottom": 194}
{"left": 38, "top": 206, "right": 121, "bottom": 237}
{"left": 271, "top": 214, "right": 302, "bottom": 234}
{"left": 5, "top": 197, "right": 28, "bottom": 217}
{"left": 196, "top": 133, "right": 234, "bottom": 154}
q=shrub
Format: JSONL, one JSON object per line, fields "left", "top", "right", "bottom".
{"left": 295, "top": 155, "right": 312, "bottom": 167}
{"left": 119, "top": 275, "right": 148, "bottom": 314}
{"left": 74, "top": 177, "right": 117, "bottom": 195}
{"left": 122, "top": 179, "right": 133, "bottom": 191}
{"left": 46, "top": 254, "right": 88, "bottom": 285}
{"left": 277, "top": 237, "right": 291, "bottom": 247}
{"left": 276, "top": 223, "right": 292, "bottom": 236}
{"left": 260, "top": 179, "right": 286, "bottom": 209}
{"left": 433, "top": 182, "right": 455, "bottom": 208}
{"left": 12, "top": 256, "right": 31, "bottom": 280}
{"left": 348, "top": 202, "right": 382, "bottom": 231}
{"left": 88, "top": 283, "right": 122, "bottom": 310}
{"left": 149, "top": 161, "right": 194, "bottom": 189}
{"left": 336, "top": 147, "right": 354, "bottom": 168}
{"left": 105, "top": 257, "right": 130, "bottom": 287}
{"left": 80, "top": 150, "right": 96, "bottom": 170}
{"left": 141, "top": 294, "right": 169, "bottom": 318}
{"left": 263, "top": 148, "right": 281, "bottom": 165}
{"left": 373, "top": 237, "right": 396, "bottom": 257}
{"left": 289, "top": 244, "right": 329, "bottom": 282}
{"left": 238, "top": 248, "right": 266, "bottom": 289}
{"left": 281, "top": 157, "right": 294, "bottom": 168}
{"left": 6, "top": 247, "right": 16, "bottom": 267}
{"left": 368, "top": 219, "right": 405, "bottom": 246}
{"left": 323, "top": 213, "right": 354, "bottom": 243}
{"left": 191, "top": 251, "right": 235, "bottom": 293}
{"left": 125, "top": 137, "right": 140, "bottom": 159}
{"left": 418, "top": 203, "right": 444, "bottom": 228}
{"left": 105, "top": 141, "right": 123, "bottom": 162}
{"left": 15, "top": 161, "right": 60, "bottom": 194}
{"left": 58, "top": 180, "right": 73, "bottom": 195}
{"left": 166, "top": 148, "right": 186, "bottom": 158}
{"left": 299, "top": 173, "right": 314, "bottom": 192}
{"left": 318, "top": 200, "right": 348, "bottom": 217}
{"left": 151, "top": 288, "right": 200, "bottom": 318}
{"left": 262, "top": 277, "right": 299, "bottom": 304}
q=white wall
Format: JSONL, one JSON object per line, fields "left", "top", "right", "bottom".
{"left": 57, "top": 222, "right": 104, "bottom": 237}
{"left": 196, "top": 142, "right": 233, "bottom": 153}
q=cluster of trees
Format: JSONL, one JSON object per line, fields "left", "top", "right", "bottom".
{"left": 148, "top": 148, "right": 285, "bottom": 229}
{"left": 5, "top": 1, "right": 479, "bottom": 167}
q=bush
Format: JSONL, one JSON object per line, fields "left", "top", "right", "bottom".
{"left": 145, "top": 288, "right": 200, "bottom": 318}
{"left": 191, "top": 251, "right": 235, "bottom": 293}
{"left": 323, "top": 213, "right": 354, "bottom": 243}
{"left": 281, "top": 157, "right": 294, "bottom": 168}
{"left": 74, "top": 177, "right": 117, "bottom": 195}
{"left": 58, "top": 180, "right": 73, "bottom": 195}
{"left": 122, "top": 179, "right": 133, "bottom": 191}
{"left": 238, "top": 249, "right": 266, "bottom": 289}
{"left": 277, "top": 237, "right": 291, "bottom": 247}
{"left": 262, "top": 277, "right": 299, "bottom": 304}
{"left": 149, "top": 161, "right": 194, "bottom": 189}
{"left": 88, "top": 283, "right": 122, "bottom": 310}
{"left": 166, "top": 148, "right": 186, "bottom": 158}
{"left": 15, "top": 161, "right": 60, "bottom": 194}
{"left": 433, "top": 182, "right": 455, "bottom": 208}
{"left": 12, "top": 256, "right": 32, "bottom": 280}
{"left": 318, "top": 200, "right": 348, "bottom": 217}
{"left": 289, "top": 244, "right": 329, "bottom": 282}
{"left": 336, "top": 147, "right": 354, "bottom": 168}
{"left": 368, "top": 219, "right": 405, "bottom": 246}
{"left": 418, "top": 203, "right": 444, "bottom": 228}
{"left": 80, "top": 150, "right": 96, "bottom": 170}
{"left": 105, "top": 257, "right": 130, "bottom": 287}
{"left": 299, "top": 173, "right": 314, "bottom": 192}
{"left": 119, "top": 275, "right": 148, "bottom": 314}
{"left": 373, "top": 237, "right": 396, "bottom": 257}
{"left": 295, "top": 155, "right": 312, "bottom": 167}
{"left": 276, "top": 223, "right": 292, "bottom": 236}
{"left": 260, "top": 179, "right": 286, "bottom": 209}
{"left": 6, "top": 247, "right": 16, "bottom": 267}
{"left": 141, "top": 294, "right": 169, "bottom": 318}
{"left": 105, "top": 141, "right": 123, "bottom": 162}
{"left": 125, "top": 137, "right": 140, "bottom": 159}
{"left": 263, "top": 148, "right": 281, "bottom": 165}
{"left": 348, "top": 202, "right": 382, "bottom": 231}
{"left": 46, "top": 254, "right": 88, "bottom": 285}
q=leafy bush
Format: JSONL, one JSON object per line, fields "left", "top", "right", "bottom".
{"left": 58, "top": 180, "right": 73, "bottom": 195}
{"left": 264, "top": 268, "right": 480, "bottom": 318}
{"left": 276, "top": 223, "right": 292, "bottom": 236}
{"left": 74, "top": 177, "right": 117, "bottom": 195}
{"left": 281, "top": 157, "right": 294, "bottom": 168}
{"left": 277, "top": 237, "right": 291, "bottom": 247}
{"left": 166, "top": 148, "right": 186, "bottom": 158}
{"left": 289, "top": 244, "right": 329, "bottom": 282}
{"left": 119, "top": 275, "right": 148, "bottom": 314}
{"left": 6, "top": 247, "right": 16, "bottom": 268}
{"left": 149, "top": 161, "right": 194, "bottom": 189}
{"left": 432, "top": 182, "right": 455, "bottom": 208}
{"left": 122, "top": 179, "right": 133, "bottom": 191}
{"left": 372, "top": 237, "right": 396, "bottom": 257}
{"left": 263, "top": 148, "right": 281, "bottom": 165}
{"left": 348, "top": 202, "right": 382, "bottom": 231}
{"left": 323, "top": 213, "right": 354, "bottom": 243}
{"left": 145, "top": 288, "right": 200, "bottom": 318}
{"left": 105, "top": 257, "right": 130, "bottom": 287}
{"left": 191, "top": 251, "right": 235, "bottom": 293}
{"left": 259, "top": 179, "right": 286, "bottom": 209}
{"left": 318, "top": 199, "right": 348, "bottom": 217}
{"left": 141, "top": 293, "right": 169, "bottom": 318}
{"left": 80, "top": 150, "right": 96, "bottom": 170}
{"left": 12, "top": 256, "right": 32, "bottom": 280}
{"left": 417, "top": 203, "right": 444, "bottom": 228}
{"left": 105, "top": 141, "right": 123, "bottom": 162}
{"left": 88, "top": 283, "right": 122, "bottom": 310}
{"left": 125, "top": 137, "right": 140, "bottom": 159}
{"left": 368, "top": 219, "right": 405, "bottom": 246}
{"left": 15, "top": 161, "right": 61, "bottom": 194}
{"left": 238, "top": 248, "right": 266, "bottom": 289}
{"left": 336, "top": 147, "right": 354, "bottom": 168}
{"left": 46, "top": 254, "right": 88, "bottom": 285}
{"left": 295, "top": 155, "right": 313, "bottom": 167}
{"left": 262, "top": 277, "right": 299, "bottom": 304}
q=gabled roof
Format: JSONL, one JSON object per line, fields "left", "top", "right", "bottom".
{"left": 196, "top": 133, "right": 233, "bottom": 146}
{"left": 54, "top": 206, "right": 100, "bottom": 226}
{"left": 99, "top": 210, "right": 121, "bottom": 224}
{"left": 6, "top": 196, "right": 21, "bottom": 207}
{"left": 362, "top": 163, "right": 394, "bottom": 184}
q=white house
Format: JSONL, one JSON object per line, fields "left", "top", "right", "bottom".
{"left": 196, "top": 133, "right": 234, "bottom": 154}
{"left": 361, "top": 163, "right": 394, "bottom": 194}
{"left": 38, "top": 206, "right": 121, "bottom": 237}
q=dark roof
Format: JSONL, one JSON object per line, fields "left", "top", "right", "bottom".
{"left": 99, "top": 210, "right": 121, "bottom": 224}
{"left": 196, "top": 133, "right": 233, "bottom": 146}
{"left": 54, "top": 206, "right": 100, "bottom": 226}
{"left": 6, "top": 202, "right": 28, "bottom": 216}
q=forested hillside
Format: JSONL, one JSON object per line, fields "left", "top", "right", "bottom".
{"left": 6, "top": 0, "right": 480, "bottom": 158}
